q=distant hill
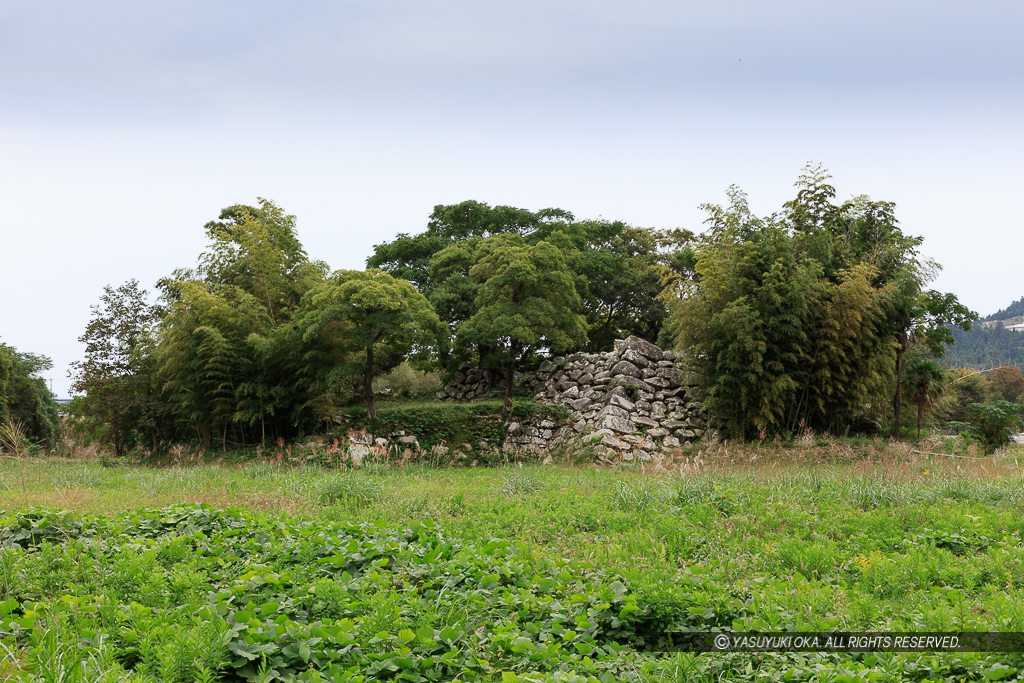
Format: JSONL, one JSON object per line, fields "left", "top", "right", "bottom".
{"left": 943, "top": 297, "right": 1024, "bottom": 368}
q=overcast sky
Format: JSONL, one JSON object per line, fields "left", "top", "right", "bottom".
{"left": 2, "top": 0, "right": 1022, "bottom": 398}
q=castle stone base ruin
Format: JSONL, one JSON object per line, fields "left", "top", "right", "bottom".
{"left": 438, "top": 336, "right": 708, "bottom": 463}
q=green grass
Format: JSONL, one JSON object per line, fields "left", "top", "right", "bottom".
{"left": 0, "top": 450, "right": 1023, "bottom": 681}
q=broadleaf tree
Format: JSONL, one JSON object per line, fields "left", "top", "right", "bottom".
{"left": 70, "top": 280, "right": 165, "bottom": 455}
{"left": 298, "top": 270, "right": 443, "bottom": 419}
{"left": 0, "top": 342, "right": 59, "bottom": 447}
{"left": 456, "top": 238, "right": 588, "bottom": 420}
{"left": 370, "top": 201, "right": 667, "bottom": 369}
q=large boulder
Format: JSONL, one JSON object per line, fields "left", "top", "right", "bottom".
{"left": 610, "top": 360, "right": 642, "bottom": 379}
{"left": 596, "top": 404, "right": 631, "bottom": 420}
{"left": 620, "top": 348, "right": 650, "bottom": 369}
{"left": 570, "top": 397, "right": 593, "bottom": 411}
{"left": 601, "top": 415, "right": 636, "bottom": 434}
{"left": 622, "top": 336, "right": 664, "bottom": 362}
{"left": 608, "top": 394, "right": 636, "bottom": 412}
{"left": 612, "top": 375, "right": 655, "bottom": 394}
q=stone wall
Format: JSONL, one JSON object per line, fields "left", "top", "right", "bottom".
{"left": 435, "top": 366, "right": 511, "bottom": 402}
{"left": 438, "top": 336, "right": 708, "bottom": 463}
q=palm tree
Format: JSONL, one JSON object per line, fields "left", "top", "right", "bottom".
{"left": 902, "top": 358, "right": 945, "bottom": 440}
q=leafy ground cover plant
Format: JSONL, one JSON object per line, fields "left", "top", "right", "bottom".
{"left": 0, "top": 446, "right": 1022, "bottom": 681}
{"left": 0, "top": 504, "right": 664, "bottom": 682}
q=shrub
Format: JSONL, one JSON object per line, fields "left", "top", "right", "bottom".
{"left": 963, "top": 401, "right": 1023, "bottom": 453}
{"left": 372, "top": 362, "right": 443, "bottom": 400}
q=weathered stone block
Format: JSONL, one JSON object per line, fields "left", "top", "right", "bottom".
{"left": 596, "top": 404, "right": 631, "bottom": 420}
{"left": 570, "top": 397, "right": 593, "bottom": 411}
{"left": 656, "top": 367, "right": 680, "bottom": 381}
{"left": 601, "top": 434, "right": 627, "bottom": 450}
{"left": 611, "top": 375, "right": 655, "bottom": 394}
{"left": 610, "top": 360, "right": 642, "bottom": 378}
{"left": 621, "top": 348, "right": 650, "bottom": 368}
{"left": 623, "top": 335, "right": 664, "bottom": 361}
{"left": 608, "top": 394, "right": 636, "bottom": 412}
{"left": 601, "top": 415, "right": 636, "bottom": 433}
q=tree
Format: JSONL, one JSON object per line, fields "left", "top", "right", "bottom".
{"left": 936, "top": 367, "right": 991, "bottom": 425}
{"left": 159, "top": 281, "right": 273, "bottom": 448}
{"left": 902, "top": 357, "right": 944, "bottom": 439}
{"left": 367, "top": 200, "right": 574, "bottom": 293}
{"left": 985, "top": 366, "right": 1024, "bottom": 404}
{"left": 370, "top": 201, "right": 668, "bottom": 366}
{"left": 456, "top": 239, "right": 588, "bottom": 419}
{"left": 0, "top": 342, "right": 59, "bottom": 447}
{"left": 298, "top": 270, "right": 442, "bottom": 419}
{"left": 544, "top": 220, "right": 667, "bottom": 353}
{"left": 777, "top": 164, "right": 975, "bottom": 438}
{"left": 70, "top": 280, "right": 164, "bottom": 456}
{"left": 890, "top": 289, "right": 976, "bottom": 440}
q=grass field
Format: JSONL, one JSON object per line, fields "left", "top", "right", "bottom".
{"left": 1, "top": 438, "right": 1023, "bottom": 681}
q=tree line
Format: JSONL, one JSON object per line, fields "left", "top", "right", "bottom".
{"left": 6, "top": 164, "right": 1012, "bottom": 456}
{"left": 943, "top": 297, "right": 1024, "bottom": 369}
{"left": 0, "top": 343, "right": 59, "bottom": 450}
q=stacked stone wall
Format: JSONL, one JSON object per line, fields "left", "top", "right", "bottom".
{"left": 435, "top": 367, "right": 512, "bottom": 402}
{"left": 438, "top": 336, "right": 708, "bottom": 462}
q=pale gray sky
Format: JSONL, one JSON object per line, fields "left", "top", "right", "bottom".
{"left": 2, "top": 1, "right": 1022, "bottom": 397}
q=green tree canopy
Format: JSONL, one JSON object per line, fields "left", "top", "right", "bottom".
{"left": 0, "top": 341, "right": 59, "bottom": 447}
{"left": 964, "top": 400, "right": 1023, "bottom": 453}
{"left": 298, "top": 270, "right": 443, "bottom": 419}
{"left": 370, "top": 200, "right": 667, "bottom": 367}
{"left": 456, "top": 238, "right": 588, "bottom": 418}
{"left": 70, "top": 280, "right": 166, "bottom": 455}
